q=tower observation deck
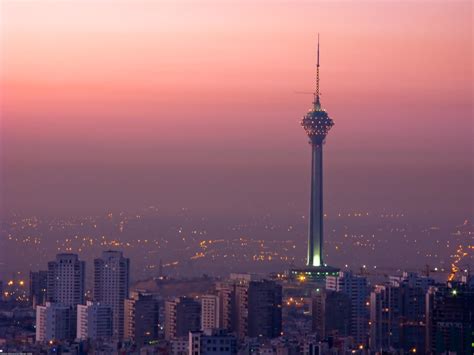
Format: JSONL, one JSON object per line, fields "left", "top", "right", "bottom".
{"left": 289, "top": 35, "right": 340, "bottom": 283}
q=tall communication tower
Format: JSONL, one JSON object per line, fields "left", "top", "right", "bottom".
{"left": 290, "top": 35, "right": 340, "bottom": 283}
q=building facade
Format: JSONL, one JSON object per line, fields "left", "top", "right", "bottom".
{"left": 77, "top": 301, "right": 113, "bottom": 340}
{"left": 370, "top": 273, "right": 433, "bottom": 352}
{"left": 216, "top": 281, "right": 236, "bottom": 331}
{"left": 45, "top": 253, "right": 85, "bottom": 340}
{"left": 93, "top": 250, "right": 130, "bottom": 339}
{"left": 426, "top": 285, "right": 474, "bottom": 354}
{"left": 189, "top": 329, "right": 237, "bottom": 355}
{"left": 124, "top": 291, "right": 159, "bottom": 346}
{"left": 200, "top": 295, "right": 220, "bottom": 331}
{"left": 312, "top": 289, "right": 351, "bottom": 339}
{"left": 326, "top": 271, "right": 369, "bottom": 345}
{"left": 36, "top": 302, "right": 73, "bottom": 342}
{"left": 29, "top": 270, "right": 48, "bottom": 307}
{"left": 219, "top": 274, "right": 282, "bottom": 339}
{"left": 164, "top": 296, "right": 201, "bottom": 340}
{"left": 47, "top": 253, "right": 85, "bottom": 307}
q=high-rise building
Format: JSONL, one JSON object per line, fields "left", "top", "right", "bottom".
{"left": 425, "top": 286, "right": 441, "bottom": 353}
{"left": 47, "top": 253, "right": 85, "bottom": 307}
{"left": 93, "top": 250, "right": 130, "bottom": 339}
{"left": 36, "top": 302, "right": 73, "bottom": 342}
{"left": 426, "top": 285, "right": 474, "bottom": 354}
{"left": 219, "top": 274, "right": 282, "bottom": 339}
{"left": 29, "top": 270, "right": 48, "bottom": 307}
{"left": 77, "top": 301, "right": 113, "bottom": 340}
{"left": 369, "top": 285, "right": 396, "bottom": 350}
{"left": 164, "top": 296, "right": 201, "bottom": 340}
{"left": 189, "top": 329, "right": 237, "bottom": 355}
{"left": 200, "top": 294, "right": 220, "bottom": 331}
{"left": 245, "top": 279, "right": 282, "bottom": 339}
{"left": 312, "top": 289, "right": 351, "bottom": 339}
{"left": 45, "top": 253, "right": 85, "bottom": 339}
{"left": 124, "top": 291, "right": 159, "bottom": 346}
{"left": 326, "top": 271, "right": 369, "bottom": 345}
{"left": 290, "top": 36, "right": 339, "bottom": 283}
{"left": 216, "top": 281, "right": 236, "bottom": 331}
{"left": 370, "top": 273, "right": 433, "bottom": 352}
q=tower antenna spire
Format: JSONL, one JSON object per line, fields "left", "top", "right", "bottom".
{"left": 314, "top": 33, "right": 321, "bottom": 109}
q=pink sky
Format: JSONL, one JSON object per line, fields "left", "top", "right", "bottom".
{"left": 0, "top": 0, "right": 472, "bottom": 216}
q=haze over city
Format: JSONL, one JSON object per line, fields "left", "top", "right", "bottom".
{"left": 2, "top": 1, "right": 472, "bottom": 220}
{"left": 1, "top": 1, "right": 473, "bottom": 354}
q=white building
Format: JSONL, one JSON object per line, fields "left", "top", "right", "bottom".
{"left": 200, "top": 295, "right": 220, "bottom": 330}
{"left": 94, "top": 250, "right": 130, "bottom": 339}
{"left": 326, "top": 271, "right": 369, "bottom": 345}
{"left": 77, "top": 301, "right": 113, "bottom": 340}
{"left": 36, "top": 302, "right": 72, "bottom": 342}
{"left": 189, "top": 329, "right": 237, "bottom": 355}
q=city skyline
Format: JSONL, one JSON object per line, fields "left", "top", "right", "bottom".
{"left": 6, "top": 246, "right": 474, "bottom": 353}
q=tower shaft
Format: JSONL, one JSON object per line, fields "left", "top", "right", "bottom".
{"left": 307, "top": 142, "right": 324, "bottom": 267}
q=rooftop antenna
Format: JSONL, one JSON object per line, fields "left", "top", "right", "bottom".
{"left": 314, "top": 33, "right": 321, "bottom": 110}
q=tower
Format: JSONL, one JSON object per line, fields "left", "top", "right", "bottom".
{"left": 302, "top": 34, "right": 333, "bottom": 268}
{"left": 290, "top": 35, "right": 339, "bottom": 283}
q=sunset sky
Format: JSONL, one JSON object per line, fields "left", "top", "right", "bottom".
{"left": 1, "top": 0, "right": 472, "bottom": 218}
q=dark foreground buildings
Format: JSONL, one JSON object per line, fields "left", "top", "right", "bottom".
{"left": 7, "top": 249, "right": 473, "bottom": 354}
{"left": 312, "top": 289, "right": 351, "bottom": 338}
{"left": 124, "top": 291, "right": 159, "bottom": 346}
{"left": 218, "top": 274, "right": 282, "bottom": 339}
{"left": 426, "top": 284, "right": 474, "bottom": 354}
{"left": 164, "top": 296, "right": 201, "bottom": 340}
{"left": 29, "top": 270, "right": 47, "bottom": 307}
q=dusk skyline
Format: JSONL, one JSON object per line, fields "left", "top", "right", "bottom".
{"left": 0, "top": 2, "right": 473, "bottom": 353}
{"left": 1, "top": 1, "right": 472, "bottom": 220}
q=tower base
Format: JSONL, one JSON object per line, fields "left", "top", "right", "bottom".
{"left": 289, "top": 265, "right": 340, "bottom": 283}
